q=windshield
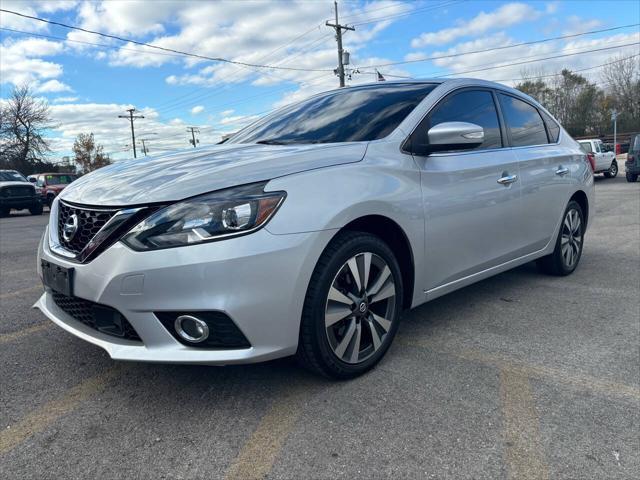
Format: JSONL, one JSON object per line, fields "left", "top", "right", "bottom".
{"left": 46, "top": 174, "right": 75, "bottom": 185}
{"left": 0, "top": 171, "right": 27, "bottom": 182}
{"left": 227, "top": 83, "right": 437, "bottom": 144}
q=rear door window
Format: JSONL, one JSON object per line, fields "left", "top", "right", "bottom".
{"left": 498, "top": 94, "right": 548, "bottom": 147}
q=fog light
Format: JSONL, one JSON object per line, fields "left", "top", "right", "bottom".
{"left": 174, "top": 315, "right": 209, "bottom": 343}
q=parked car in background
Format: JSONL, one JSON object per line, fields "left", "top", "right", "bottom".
{"left": 0, "top": 170, "right": 43, "bottom": 216}
{"left": 626, "top": 134, "right": 640, "bottom": 182}
{"left": 578, "top": 139, "right": 617, "bottom": 178}
{"left": 32, "top": 173, "right": 78, "bottom": 206}
{"left": 36, "top": 79, "right": 594, "bottom": 378}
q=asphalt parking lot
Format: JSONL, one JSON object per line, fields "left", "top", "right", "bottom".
{"left": 1, "top": 175, "right": 638, "bottom": 480}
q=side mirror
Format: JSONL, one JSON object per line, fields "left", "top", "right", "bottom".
{"left": 427, "top": 122, "right": 484, "bottom": 152}
{"left": 28, "top": 177, "right": 36, "bottom": 183}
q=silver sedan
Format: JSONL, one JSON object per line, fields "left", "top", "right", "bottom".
{"left": 36, "top": 79, "right": 594, "bottom": 378}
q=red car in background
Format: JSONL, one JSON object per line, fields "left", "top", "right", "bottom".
{"left": 31, "top": 173, "right": 78, "bottom": 206}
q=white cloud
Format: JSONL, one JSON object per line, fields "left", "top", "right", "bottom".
{"left": 411, "top": 3, "right": 542, "bottom": 48}
{"left": 220, "top": 109, "right": 235, "bottom": 116}
{"left": 562, "top": 15, "right": 602, "bottom": 36}
{"left": 36, "top": 79, "right": 73, "bottom": 93}
{"left": 49, "top": 102, "right": 219, "bottom": 160}
{"left": 52, "top": 96, "right": 80, "bottom": 103}
{"left": 0, "top": 37, "right": 67, "bottom": 88}
{"left": 190, "top": 105, "right": 205, "bottom": 115}
{"left": 421, "top": 31, "right": 640, "bottom": 85}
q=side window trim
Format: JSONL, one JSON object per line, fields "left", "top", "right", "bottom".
{"left": 491, "top": 89, "right": 510, "bottom": 148}
{"left": 403, "top": 86, "right": 505, "bottom": 155}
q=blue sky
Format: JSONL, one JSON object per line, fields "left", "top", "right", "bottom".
{"left": 1, "top": 0, "right": 638, "bottom": 161}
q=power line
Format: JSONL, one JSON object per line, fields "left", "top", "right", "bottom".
{"left": 350, "top": 1, "right": 463, "bottom": 27}
{"left": 366, "top": 23, "right": 640, "bottom": 69}
{"left": 0, "top": 8, "right": 333, "bottom": 72}
{"left": 431, "top": 41, "right": 640, "bottom": 79}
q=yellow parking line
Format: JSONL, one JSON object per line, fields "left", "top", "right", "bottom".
{"left": 0, "top": 367, "right": 120, "bottom": 455}
{"left": 500, "top": 367, "right": 549, "bottom": 480}
{"left": 400, "top": 337, "right": 640, "bottom": 401}
{"left": 0, "top": 323, "right": 51, "bottom": 344}
{"left": 225, "top": 379, "right": 317, "bottom": 480}
{"left": 0, "top": 284, "right": 42, "bottom": 300}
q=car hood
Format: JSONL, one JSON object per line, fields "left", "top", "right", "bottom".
{"left": 61, "top": 142, "right": 367, "bottom": 206}
{"left": 0, "top": 181, "right": 33, "bottom": 188}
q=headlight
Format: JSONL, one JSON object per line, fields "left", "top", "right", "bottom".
{"left": 122, "top": 182, "right": 285, "bottom": 251}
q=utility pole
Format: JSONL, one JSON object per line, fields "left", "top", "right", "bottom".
{"left": 611, "top": 109, "right": 618, "bottom": 155}
{"left": 140, "top": 139, "right": 149, "bottom": 156}
{"left": 118, "top": 108, "right": 144, "bottom": 158}
{"left": 326, "top": 1, "right": 354, "bottom": 87}
{"left": 187, "top": 127, "right": 200, "bottom": 148}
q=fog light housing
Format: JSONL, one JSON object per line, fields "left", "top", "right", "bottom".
{"left": 174, "top": 315, "right": 210, "bottom": 343}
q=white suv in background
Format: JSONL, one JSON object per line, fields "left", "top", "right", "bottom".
{"left": 578, "top": 139, "right": 618, "bottom": 178}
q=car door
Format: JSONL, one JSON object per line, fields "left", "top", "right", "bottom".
{"left": 410, "top": 88, "right": 523, "bottom": 291}
{"left": 593, "top": 141, "right": 606, "bottom": 170}
{"left": 497, "top": 93, "right": 573, "bottom": 253}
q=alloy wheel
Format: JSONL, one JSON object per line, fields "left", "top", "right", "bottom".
{"left": 609, "top": 162, "right": 618, "bottom": 176}
{"left": 324, "top": 252, "right": 396, "bottom": 364}
{"left": 561, "top": 208, "right": 582, "bottom": 268}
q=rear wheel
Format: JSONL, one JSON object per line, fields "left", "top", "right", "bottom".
{"left": 627, "top": 172, "right": 638, "bottom": 182}
{"left": 46, "top": 193, "right": 55, "bottom": 207}
{"left": 297, "top": 231, "right": 403, "bottom": 379}
{"left": 604, "top": 160, "right": 618, "bottom": 178}
{"left": 537, "top": 200, "right": 584, "bottom": 276}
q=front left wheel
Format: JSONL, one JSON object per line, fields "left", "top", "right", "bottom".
{"left": 297, "top": 231, "right": 403, "bottom": 379}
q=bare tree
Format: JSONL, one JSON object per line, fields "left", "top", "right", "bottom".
{"left": 72, "top": 133, "right": 111, "bottom": 173}
{"left": 601, "top": 55, "right": 640, "bottom": 132}
{"left": 0, "top": 84, "right": 53, "bottom": 172}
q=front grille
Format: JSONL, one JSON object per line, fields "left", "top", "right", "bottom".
{"left": 58, "top": 201, "right": 118, "bottom": 254}
{"left": 1, "top": 186, "right": 34, "bottom": 198}
{"left": 155, "top": 311, "right": 251, "bottom": 349}
{"left": 52, "top": 291, "right": 142, "bottom": 342}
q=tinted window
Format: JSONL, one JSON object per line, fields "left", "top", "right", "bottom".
{"left": 46, "top": 174, "right": 75, "bottom": 185}
{"left": 540, "top": 110, "right": 560, "bottom": 143}
{"left": 498, "top": 94, "right": 548, "bottom": 147}
{"left": 632, "top": 135, "right": 640, "bottom": 152}
{"left": 228, "top": 83, "right": 437, "bottom": 144}
{"left": 417, "top": 90, "right": 502, "bottom": 152}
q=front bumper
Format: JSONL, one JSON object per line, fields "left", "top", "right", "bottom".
{"left": 0, "top": 196, "right": 40, "bottom": 209}
{"left": 35, "top": 227, "right": 335, "bottom": 364}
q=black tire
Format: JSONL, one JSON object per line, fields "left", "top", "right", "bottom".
{"left": 537, "top": 200, "right": 584, "bottom": 276}
{"left": 29, "top": 203, "right": 43, "bottom": 215}
{"left": 0, "top": 207, "right": 10, "bottom": 217}
{"left": 46, "top": 194, "right": 55, "bottom": 207}
{"left": 297, "top": 231, "right": 404, "bottom": 379}
{"left": 603, "top": 161, "right": 618, "bottom": 178}
{"left": 627, "top": 172, "right": 638, "bottom": 182}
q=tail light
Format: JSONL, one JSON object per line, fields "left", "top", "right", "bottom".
{"left": 616, "top": 143, "right": 621, "bottom": 155}
{"left": 586, "top": 153, "right": 596, "bottom": 172}
{"left": 628, "top": 154, "right": 635, "bottom": 163}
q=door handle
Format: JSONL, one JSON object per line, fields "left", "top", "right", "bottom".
{"left": 556, "top": 166, "right": 569, "bottom": 175}
{"left": 497, "top": 174, "right": 518, "bottom": 185}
